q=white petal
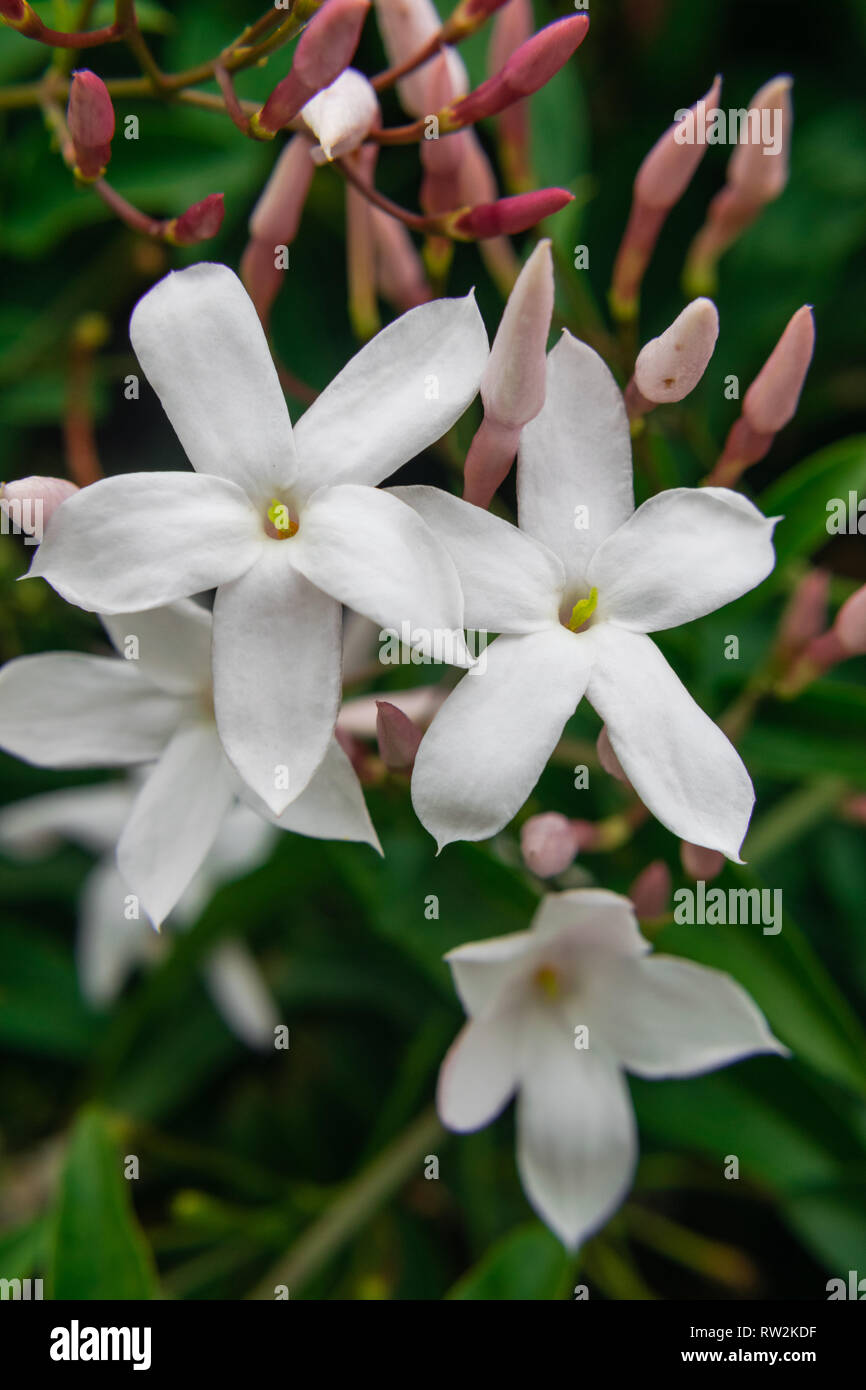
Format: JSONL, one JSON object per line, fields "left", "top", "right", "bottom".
{"left": 587, "top": 625, "right": 754, "bottom": 860}
{"left": 411, "top": 627, "right": 593, "bottom": 849}
{"left": 588, "top": 487, "right": 778, "bottom": 632}
{"left": 302, "top": 69, "right": 379, "bottom": 163}
{"left": 518, "top": 332, "right": 634, "bottom": 588}
{"left": 117, "top": 722, "right": 235, "bottom": 928}
{"left": 588, "top": 954, "right": 787, "bottom": 1078}
{"left": 516, "top": 1016, "right": 637, "bottom": 1249}
{"left": 29, "top": 472, "right": 262, "bottom": 614}
{"left": 0, "top": 784, "right": 132, "bottom": 858}
{"left": 445, "top": 930, "right": 538, "bottom": 1016}
{"left": 529, "top": 888, "right": 651, "bottom": 958}
{"left": 101, "top": 598, "right": 212, "bottom": 695}
{"left": 0, "top": 653, "right": 186, "bottom": 767}
{"left": 77, "top": 859, "right": 152, "bottom": 1006}
{"left": 212, "top": 548, "right": 342, "bottom": 814}
{"left": 202, "top": 940, "right": 280, "bottom": 1050}
{"left": 437, "top": 1014, "right": 520, "bottom": 1132}
{"left": 291, "top": 294, "right": 488, "bottom": 492}
{"left": 290, "top": 485, "right": 471, "bottom": 663}
{"left": 262, "top": 738, "right": 381, "bottom": 851}
{"left": 129, "top": 263, "right": 296, "bottom": 501}
{"left": 390, "top": 485, "right": 564, "bottom": 633}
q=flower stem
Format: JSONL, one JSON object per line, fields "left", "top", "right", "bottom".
{"left": 247, "top": 1106, "right": 444, "bottom": 1298}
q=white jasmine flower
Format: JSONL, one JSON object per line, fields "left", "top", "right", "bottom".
{"left": 0, "top": 783, "right": 280, "bottom": 1049}
{"left": 30, "top": 263, "right": 488, "bottom": 812}
{"left": 437, "top": 889, "right": 787, "bottom": 1247}
{"left": 396, "top": 331, "right": 779, "bottom": 857}
{"left": 302, "top": 69, "right": 380, "bottom": 164}
{"left": 0, "top": 599, "right": 380, "bottom": 927}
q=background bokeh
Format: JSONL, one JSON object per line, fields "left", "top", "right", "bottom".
{"left": 1, "top": 0, "right": 865, "bottom": 1299}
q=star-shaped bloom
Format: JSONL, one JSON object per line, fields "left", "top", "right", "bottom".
{"left": 30, "top": 263, "right": 488, "bottom": 812}
{"left": 396, "top": 331, "right": 779, "bottom": 857}
{"left": 0, "top": 781, "right": 280, "bottom": 1049}
{"left": 0, "top": 599, "right": 380, "bottom": 927}
{"left": 438, "top": 889, "right": 786, "bottom": 1247}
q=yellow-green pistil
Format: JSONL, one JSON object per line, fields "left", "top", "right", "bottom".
{"left": 267, "top": 498, "right": 298, "bottom": 538}
{"left": 566, "top": 586, "right": 598, "bottom": 633}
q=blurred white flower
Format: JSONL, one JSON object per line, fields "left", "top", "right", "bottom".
{"left": 438, "top": 889, "right": 787, "bottom": 1247}
{"left": 396, "top": 330, "right": 778, "bottom": 858}
{"left": 30, "top": 263, "right": 488, "bottom": 813}
{"left": 0, "top": 783, "right": 279, "bottom": 1049}
{"left": 0, "top": 599, "right": 380, "bottom": 927}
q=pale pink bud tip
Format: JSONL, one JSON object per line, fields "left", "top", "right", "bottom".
{"left": 481, "top": 238, "right": 553, "bottom": 429}
{"left": 634, "top": 297, "right": 719, "bottom": 404}
{"left": 520, "top": 813, "right": 582, "bottom": 878}
{"left": 451, "top": 188, "right": 572, "bottom": 239}
{"left": 777, "top": 569, "right": 829, "bottom": 657}
{"left": 728, "top": 75, "right": 793, "bottom": 204}
{"left": 169, "top": 194, "right": 225, "bottom": 246}
{"left": 303, "top": 69, "right": 380, "bottom": 164}
{"left": 834, "top": 585, "right": 866, "bottom": 656}
{"left": 67, "top": 70, "right": 115, "bottom": 180}
{"left": 1, "top": 476, "right": 79, "bottom": 535}
{"left": 596, "top": 725, "right": 630, "bottom": 786}
{"left": 629, "top": 860, "right": 672, "bottom": 919}
{"left": 375, "top": 700, "right": 423, "bottom": 772}
{"left": 743, "top": 305, "right": 815, "bottom": 434}
{"left": 680, "top": 841, "right": 725, "bottom": 882}
{"left": 635, "top": 74, "right": 722, "bottom": 211}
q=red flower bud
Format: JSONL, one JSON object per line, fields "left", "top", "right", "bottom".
{"left": 447, "top": 15, "right": 588, "bottom": 128}
{"left": 67, "top": 70, "right": 115, "bottom": 181}
{"left": 166, "top": 193, "right": 225, "bottom": 246}
{"left": 252, "top": 0, "right": 370, "bottom": 137}
{"left": 449, "top": 187, "right": 573, "bottom": 239}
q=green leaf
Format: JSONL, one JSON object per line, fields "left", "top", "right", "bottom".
{"left": 760, "top": 435, "right": 866, "bottom": 568}
{"left": 446, "top": 1223, "right": 571, "bottom": 1299}
{"left": 49, "top": 1107, "right": 161, "bottom": 1299}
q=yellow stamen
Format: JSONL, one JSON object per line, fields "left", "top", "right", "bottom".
{"left": 267, "top": 498, "right": 298, "bottom": 537}
{"left": 567, "top": 586, "right": 598, "bottom": 632}
{"left": 535, "top": 965, "right": 560, "bottom": 998}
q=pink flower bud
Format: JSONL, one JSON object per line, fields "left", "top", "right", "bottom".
{"left": 375, "top": 0, "right": 469, "bottom": 116}
{"left": 370, "top": 208, "right": 432, "bottom": 310}
{"left": 680, "top": 841, "right": 725, "bottom": 882}
{"left": 610, "top": 75, "right": 721, "bottom": 319}
{"left": 629, "top": 860, "right": 672, "bottom": 919}
{"left": 635, "top": 74, "right": 722, "bottom": 210}
{"left": 456, "top": 131, "right": 521, "bottom": 293}
{"left": 834, "top": 584, "right": 866, "bottom": 656}
{"left": 1, "top": 476, "right": 78, "bottom": 539}
{"left": 776, "top": 569, "right": 829, "bottom": 661}
{"left": 67, "top": 70, "right": 115, "bottom": 181}
{"left": 253, "top": 0, "right": 371, "bottom": 137}
{"left": 727, "top": 76, "right": 792, "bottom": 205}
{"left": 346, "top": 143, "right": 380, "bottom": 341}
{"left": 449, "top": 187, "right": 573, "bottom": 239}
{"left": 375, "top": 699, "right": 423, "bottom": 771}
{"left": 0, "top": 0, "right": 29, "bottom": 23}
{"left": 481, "top": 238, "right": 553, "bottom": 427}
{"left": 250, "top": 135, "right": 316, "bottom": 245}
{"left": 444, "top": 0, "right": 512, "bottom": 40}
{"left": 743, "top": 305, "right": 815, "bottom": 434}
{"left": 520, "top": 812, "right": 583, "bottom": 877}
{"left": 596, "top": 725, "right": 630, "bottom": 786}
{"left": 487, "top": 0, "right": 532, "bottom": 190}
{"left": 302, "top": 69, "right": 380, "bottom": 163}
{"left": 166, "top": 193, "right": 225, "bottom": 246}
{"left": 633, "top": 297, "right": 719, "bottom": 405}
{"left": 447, "top": 15, "right": 589, "bottom": 128}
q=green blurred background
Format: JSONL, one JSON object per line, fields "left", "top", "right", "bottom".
{"left": 1, "top": 0, "right": 865, "bottom": 1299}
